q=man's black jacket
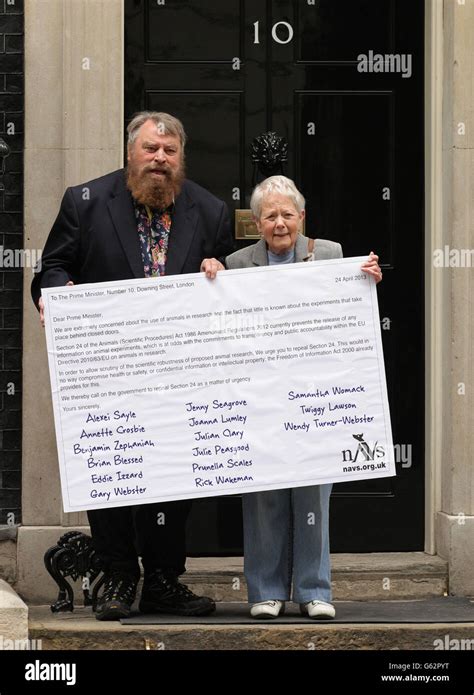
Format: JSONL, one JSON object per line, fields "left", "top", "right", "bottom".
{"left": 32, "top": 168, "right": 234, "bottom": 307}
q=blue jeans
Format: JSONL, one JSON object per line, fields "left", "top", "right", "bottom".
{"left": 242, "top": 484, "right": 332, "bottom": 604}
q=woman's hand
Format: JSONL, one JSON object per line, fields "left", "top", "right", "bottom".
{"left": 201, "top": 258, "right": 225, "bottom": 279}
{"left": 361, "top": 251, "right": 382, "bottom": 284}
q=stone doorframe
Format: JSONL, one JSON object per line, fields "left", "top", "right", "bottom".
{"left": 16, "top": 0, "right": 473, "bottom": 603}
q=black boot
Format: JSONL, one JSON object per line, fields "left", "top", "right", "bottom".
{"left": 139, "top": 570, "right": 216, "bottom": 616}
{"left": 95, "top": 572, "right": 138, "bottom": 621}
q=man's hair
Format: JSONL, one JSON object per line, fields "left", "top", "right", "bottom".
{"left": 250, "top": 175, "right": 306, "bottom": 219}
{"left": 126, "top": 111, "right": 187, "bottom": 149}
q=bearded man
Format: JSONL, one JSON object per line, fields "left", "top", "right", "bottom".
{"left": 31, "top": 112, "right": 234, "bottom": 620}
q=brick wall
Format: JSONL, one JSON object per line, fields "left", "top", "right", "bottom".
{"left": 0, "top": 0, "right": 23, "bottom": 526}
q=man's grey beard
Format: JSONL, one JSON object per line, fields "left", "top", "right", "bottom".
{"left": 126, "top": 161, "right": 186, "bottom": 209}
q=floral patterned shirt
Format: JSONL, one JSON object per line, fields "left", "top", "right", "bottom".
{"left": 134, "top": 202, "right": 173, "bottom": 277}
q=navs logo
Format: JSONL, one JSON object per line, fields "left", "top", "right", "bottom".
{"left": 25, "top": 660, "right": 76, "bottom": 686}
{"left": 342, "top": 433, "right": 385, "bottom": 463}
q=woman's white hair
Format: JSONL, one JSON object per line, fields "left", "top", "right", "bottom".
{"left": 250, "top": 175, "right": 306, "bottom": 219}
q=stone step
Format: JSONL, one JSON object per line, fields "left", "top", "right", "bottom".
{"left": 181, "top": 552, "right": 448, "bottom": 602}
{"left": 16, "top": 543, "right": 449, "bottom": 605}
{"left": 25, "top": 552, "right": 448, "bottom": 605}
{"left": 28, "top": 605, "right": 473, "bottom": 651}
{"left": 21, "top": 552, "right": 448, "bottom": 611}
{"left": 26, "top": 552, "right": 453, "bottom": 650}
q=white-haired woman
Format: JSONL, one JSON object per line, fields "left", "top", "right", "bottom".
{"left": 225, "top": 176, "right": 382, "bottom": 619}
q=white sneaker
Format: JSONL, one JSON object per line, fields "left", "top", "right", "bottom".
{"left": 300, "top": 600, "right": 336, "bottom": 619}
{"left": 250, "top": 600, "right": 285, "bottom": 619}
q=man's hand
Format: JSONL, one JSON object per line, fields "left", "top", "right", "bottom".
{"left": 361, "top": 251, "right": 382, "bottom": 285}
{"left": 39, "top": 280, "right": 74, "bottom": 328}
{"left": 200, "top": 258, "right": 225, "bottom": 280}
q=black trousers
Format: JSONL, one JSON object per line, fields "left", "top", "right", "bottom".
{"left": 87, "top": 499, "right": 192, "bottom": 581}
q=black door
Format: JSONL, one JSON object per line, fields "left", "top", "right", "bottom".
{"left": 125, "top": 0, "right": 425, "bottom": 553}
